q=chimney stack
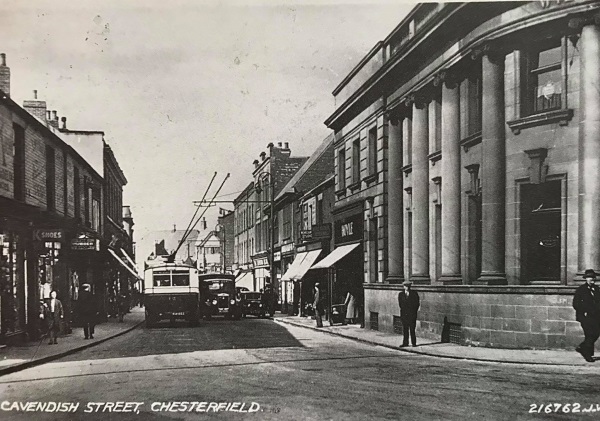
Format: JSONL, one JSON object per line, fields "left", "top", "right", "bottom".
{"left": 0, "top": 53, "right": 10, "bottom": 97}
{"left": 48, "top": 110, "right": 59, "bottom": 128}
{"left": 61, "top": 116, "right": 67, "bottom": 130}
{"left": 23, "top": 90, "right": 48, "bottom": 122}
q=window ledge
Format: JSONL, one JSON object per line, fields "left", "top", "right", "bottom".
{"left": 363, "top": 173, "right": 378, "bottom": 184}
{"left": 335, "top": 188, "right": 346, "bottom": 198}
{"left": 428, "top": 150, "right": 441, "bottom": 165}
{"left": 459, "top": 131, "right": 482, "bottom": 152}
{"left": 401, "top": 164, "right": 412, "bottom": 176}
{"left": 507, "top": 109, "right": 573, "bottom": 135}
{"left": 348, "top": 181, "right": 361, "bottom": 192}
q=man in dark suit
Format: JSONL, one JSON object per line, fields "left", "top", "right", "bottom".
{"left": 398, "top": 280, "right": 420, "bottom": 347}
{"left": 78, "top": 284, "right": 97, "bottom": 339}
{"left": 40, "top": 290, "right": 64, "bottom": 344}
{"left": 573, "top": 269, "right": 600, "bottom": 362}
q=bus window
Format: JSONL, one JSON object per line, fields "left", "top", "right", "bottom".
{"left": 172, "top": 272, "right": 190, "bottom": 286}
{"left": 154, "top": 274, "right": 170, "bottom": 287}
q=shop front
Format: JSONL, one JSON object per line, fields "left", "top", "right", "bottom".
{"left": 309, "top": 204, "right": 363, "bottom": 324}
{"left": 252, "top": 255, "right": 270, "bottom": 294}
{"left": 69, "top": 234, "right": 104, "bottom": 321}
{"left": 0, "top": 218, "right": 28, "bottom": 344}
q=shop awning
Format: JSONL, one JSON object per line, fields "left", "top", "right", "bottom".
{"left": 120, "top": 248, "right": 139, "bottom": 274}
{"left": 235, "top": 271, "right": 254, "bottom": 290}
{"left": 108, "top": 248, "right": 143, "bottom": 281}
{"left": 281, "top": 252, "right": 308, "bottom": 281}
{"left": 309, "top": 243, "right": 360, "bottom": 270}
{"left": 292, "top": 249, "right": 321, "bottom": 280}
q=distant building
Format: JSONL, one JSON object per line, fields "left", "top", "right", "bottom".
{"left": 218, "top": 208, "right": 234, "bottom": 273}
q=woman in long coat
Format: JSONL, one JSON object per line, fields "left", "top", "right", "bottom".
{"left": 344, "top": 290, "right": 358, "bottom": 324}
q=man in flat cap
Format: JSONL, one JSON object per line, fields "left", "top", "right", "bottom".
{"left": 398, "top": 280, "right": 420, "bottom": 347}
{"left": 573, "top": 269, "right": 600, "bottom": 362}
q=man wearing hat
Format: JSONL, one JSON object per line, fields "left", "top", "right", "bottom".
{"left": 78, "top": 283, "right": 97, "bottom": 340}
{"left": 398, "top": 280, "right": 420, "bottom": 347}
{"left": 573, "top": 269, "right": 600, "bottom": 362}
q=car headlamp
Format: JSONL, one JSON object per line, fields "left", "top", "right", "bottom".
{"left": 212, "top": 299, "right": 217, "bottom": 305}
{"left": 230, "top": 299, "right": 236, "bottom": 305}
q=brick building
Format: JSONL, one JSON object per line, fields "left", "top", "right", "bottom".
{"left": 325, "top": 1, "right": 600, "bottom": 349}
{"left": 274, "top": 134, "right": 334, "bottom": 315}
{"left": 0, "top": 54, "right": 133, "bottom": 344}
{"left": 251, "top": 143, "right": 307, "bottom": 302}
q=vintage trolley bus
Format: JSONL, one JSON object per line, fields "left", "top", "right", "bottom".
{"left": 144, "top": 262, "right": 200, "bottom": 327}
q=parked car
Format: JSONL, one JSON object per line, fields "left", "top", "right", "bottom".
{"left": 240, "top": 291, "right": 271, "bottom": 318}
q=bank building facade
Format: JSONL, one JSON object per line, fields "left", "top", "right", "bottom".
{"left": 325, "top": 1, "right": 600, "bottom": 349}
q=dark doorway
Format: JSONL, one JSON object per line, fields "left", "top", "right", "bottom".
{"left": 521, "top": 181, "right": 561, "bottom": 284}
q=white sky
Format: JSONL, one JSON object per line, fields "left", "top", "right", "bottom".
{"left": 0, "top": 0, "right": 415, "bottom": 241}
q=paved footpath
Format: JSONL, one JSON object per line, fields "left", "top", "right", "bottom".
{"left": 275, "top": 314, "right": 599, "bottom": 367}
{"left": 0, "top": 307, "right": 145, "bottom": 376}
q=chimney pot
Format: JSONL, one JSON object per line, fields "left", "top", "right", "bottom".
{"left": 260, "top": 151, "right": 266, "bottom": 161}
{"left": 173, "top": 224, "right": 176, "bottom": 232}
{"left": 284, "top": 142, "right": 289, "bottom": 149}
{"left": 61, "top": 116, "right": 67, "bottom": 129}
{"left": 47, "top": 110, "right": 52, "bottom": 120}
{"left": 0, "top": 54, "right": 5, "bottom": 67}
{"left": 52, "top": 110, "right": 58, "bottom": 120}
{"left": 33, "top": 90, "right": 37, "bottom": 99}
{"left": 277, "top": 142, "right": 282, "bottom": 147}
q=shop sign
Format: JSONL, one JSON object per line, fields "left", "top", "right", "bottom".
{"left": 300, "top": 230, "right": 312, "bottom": 241}
{"left": 71, "top": 238, "right": 100, "bottom": 251}
{"left": 252, "top": 257, "right": 269, "bottom": 268}
{"left": 274, "top": 251, "right": 281, "bottom": 261}
{"left": 334, "top": 212, "right": 363, "bottom": 244}
{"left": 281, "top": 242, "right": 295, "bottom": 255}
{"left": 34, "top": 229, "right": 64, "bottom": 242}
{"left": 312, "top": 224, "right": 331, "bottom": 240}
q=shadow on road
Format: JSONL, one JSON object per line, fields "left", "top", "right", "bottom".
{"left": 60, "top": 318, "right": 304, "bottom": 362}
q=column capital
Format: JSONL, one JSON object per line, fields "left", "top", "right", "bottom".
{"left": 403, "top": 91, "right": 429, "bottom": 110}
{"left": 433, "top": 70, "right": 459, "bottom": 90}
{"left": 568, "top": 12, "right": 600, "bottom": 31}
{"left": 471, "top": 42, "right": 505, "bottom": 64}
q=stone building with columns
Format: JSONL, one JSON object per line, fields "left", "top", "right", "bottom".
{"left": 325, "top": 1, "right": 600, "bottom": 349}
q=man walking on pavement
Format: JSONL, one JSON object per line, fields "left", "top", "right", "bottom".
{"left": 398, "top": 280, "right": 420, "bottom": 347}
{"left": 573, "top": 269, "right": 600, "bottom": 362}
{"left": 78, "top": 284, "right": 97, "bottom": 339}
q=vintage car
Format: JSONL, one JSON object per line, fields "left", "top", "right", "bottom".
{"left": 200, "top": 274, "right": 242, "bottom": 320}
{"left": 240, "top": 291, "right": 272, "bottom": 318}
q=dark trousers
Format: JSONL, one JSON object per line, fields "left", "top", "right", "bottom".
{"left": 402, "top": 319, "right": 417, "bottom": 346}
{"left": 579, "top": 319, "right": 600, "bottom": 357}
{"left": 83, "top": 322, "right": 95, "bottom": 338}
{"left": 315, "top": 307, "right": 323, "bottom": 327}
{"left": 47, "top": 320, "right": 59, "bottom": 343}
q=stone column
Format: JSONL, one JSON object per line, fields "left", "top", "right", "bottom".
{"left": 387, "top": 112, "right": 404, "bottom": 283}
{"left": 577, "top": 21, "right": 600, "bottom": 275}
{"left": 410, "top": 95, "right": 430, "bottom": 284}
{"left": 438, "top": 72, "right": 462, "bottom": 284}
{"left": 477, "top": 49, "right": 506, "bottom": 285}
